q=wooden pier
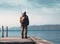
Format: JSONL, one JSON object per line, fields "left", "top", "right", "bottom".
{"left": 1, "top": 26, "right": 53, "bottom": 44}
{"left": 0, "top": 37, "right": 53, "bottom": 44}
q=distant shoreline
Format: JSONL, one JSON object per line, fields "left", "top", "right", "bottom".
{"left": 0, "top": 30, "right": 60, "bottom": 31}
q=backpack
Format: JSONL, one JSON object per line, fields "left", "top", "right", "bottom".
{"left": 20, "top": 16, "right": 25, "bottom": 24}
{"left": 20, "top": 15, "right": 29, "bottom": 25}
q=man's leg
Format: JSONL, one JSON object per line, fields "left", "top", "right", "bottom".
{"left": 21, "top": 26, "right": 24, "bottom": 38}
{"left": 25, "top": 26, "right": 27, "bottom": 38}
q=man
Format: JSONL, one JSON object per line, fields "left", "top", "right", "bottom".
{"left": 20, "top": 11, "right": 29, "bottom": 38}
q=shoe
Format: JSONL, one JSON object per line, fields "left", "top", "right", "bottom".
{"left": 25, "top": 37, "right": 28, "bottom": 39}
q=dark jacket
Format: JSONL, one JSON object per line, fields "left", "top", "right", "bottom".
{"left": 20, "top": 15, "right": 29, "bottom": 26}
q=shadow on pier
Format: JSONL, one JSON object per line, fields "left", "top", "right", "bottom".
{"left": 0, "top": 42, "right": 35, "bottom": 44}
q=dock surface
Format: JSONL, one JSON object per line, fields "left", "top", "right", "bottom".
{"left": 0, "top": 37, "right": 32, "bottom": 42}
{"left": 0, "top": 37, "right": 53, "bottom": 44}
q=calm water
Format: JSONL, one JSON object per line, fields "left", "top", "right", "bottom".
{"left": 0, "top": 30, "right": 60, "bottom": 44}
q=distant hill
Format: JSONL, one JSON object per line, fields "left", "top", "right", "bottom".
{"left": 28, "top": 25, "right": 60, "bottom": 30}
{"left": 0, "top": 25, "right": 60, "bottom": 30}
{"left": 8, "top": 25, "right": 60, "bottom": 30}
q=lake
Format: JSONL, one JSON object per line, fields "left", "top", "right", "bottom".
{"left": 0, "top": 30, "right": 60, "bottom": 44}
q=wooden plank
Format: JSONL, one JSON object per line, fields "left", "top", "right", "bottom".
{"left": 0, "top": 37, "right": 53, "bottom": 44}
{"left": 0, "top": 37, "right": 35, "bottom": 44}
{"left": 30, "top": 36, "right": 53, "bottom": 44}
{"left": 0, "top": 37, "right": 32, "bottom": 42}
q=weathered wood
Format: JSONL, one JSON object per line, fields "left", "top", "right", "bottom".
{"left": 0, "top": 37, "right": 53, "bottom": 44}
{"left": 0, "top": 37, "right": 35, "bottom": 44}
{"left": 2, "top": 26, "right": 4, "bottom": 37}
{"left": 6, "top": 26, "right": 8, "bottom": 37}
{"left": 30, "top": 36, "right": 53, "bottom": 44}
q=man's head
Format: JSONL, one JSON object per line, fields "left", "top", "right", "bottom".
{"left": 22, "top": 11, "right": 26, "bottom": 16}
{"left": 24, "top": 11, "right": 26, "bottom": 15}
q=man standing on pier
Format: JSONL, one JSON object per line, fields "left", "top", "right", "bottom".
{"left": 20, "top": 11, "right": 29, "bottom": 38}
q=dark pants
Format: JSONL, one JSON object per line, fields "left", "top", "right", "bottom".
{"left": 21, "top": 25, "right": 27, "bottom": 38}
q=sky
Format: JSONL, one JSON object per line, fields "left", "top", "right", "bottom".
{"left": 0, "top": 0, "right": 60, "bottom": 27}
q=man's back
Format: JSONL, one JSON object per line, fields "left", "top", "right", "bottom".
{"left": 20, "top": 15, "right": 29, "bottom": 26}
{"left": 24, "top": 15, "right": 29, "bottom": 26}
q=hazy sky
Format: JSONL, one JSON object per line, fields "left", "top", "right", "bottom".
{"left": 0, "top": 0, "right": 60, "bottom": 27}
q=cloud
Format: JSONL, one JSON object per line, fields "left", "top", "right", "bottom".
{"left": 28, "top": 0, "right": 60, "bottom": 7}
{"left": 0, "top": 0, "right": 60, "bottom": 27}
{"left": 0, "top": 0, "right": 32, "bottom": 11}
